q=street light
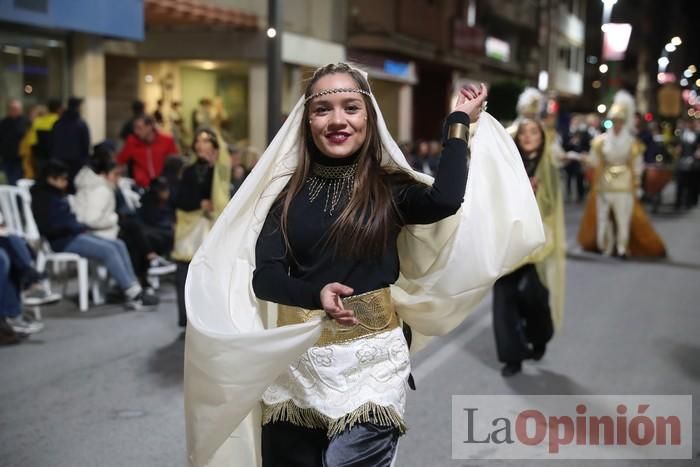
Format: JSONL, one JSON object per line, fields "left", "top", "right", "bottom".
{"left": 601, "top": 0, "right": 617, "bottom": 26}
{"left": 597, "top": 104, "right": 607, "bottom": 113}
{"left": 696, "top": 78, "right": 700, "bottom": 87}
{"left": 599, "top": 64, "right": 609, "bottom": 73}
{"left": 665, "top": 43, "right": 676, "bottom": 53}
{"left": 266, "top": 27, "right": 277, "bottom": 38}
{"left": 671, "top": 36, "right": 682, "bottom": 46}
{"left": 689, "top": 65, "right": 697, "bottom": 73}
{"left": 658, "top": 57, "right": 670, "bottom": 68}
{"left": 680, "top": 78, "right": 688, "bottom": 86}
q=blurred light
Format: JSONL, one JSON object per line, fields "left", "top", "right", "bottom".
{"left": 592, "top": 80, "right": 602, "bottom": 89}
{"left": 24, "top": 84, "right": 32, "bottom": 94}
{"left": 657, "top": 72, "right": 676, "bottom": 84}
{"left": 655, "top": 154, "right": 663, "bottom": 162}
{"left": 604, "top": 119, "right": 613, "bottom": 129}
{"left": 671, "top": 36, "right": 682, "bottom": 46}
{"left": 684, "top": 70, "right": 693, "bottom": 78}
{"left": 601, "top": 23, "right": 632, "bottom": 60}
{"left": 689, "top": 109, "right": 696, "bottom": 117}
{"left": 201, "top": 61, "right": 215, "bottom": 70}
{"left": 665, "top": 43, "right": 676, "bottom": 53}
{"left": 597, "top": 104, "right": 607, "bottom": 113}
{"left": 644, "top": 112, "right": 653, "bottom": 122}
{"left": 680, "top": 78, "right": 688, "bottom": 86}
{"left": 47, "top": 40, "right": 60, "bottom": 47}
{"left": 689, "top": 65, "right": 697, "bottom": 73}
{"left": 144, "top": 74, "right": 153, "bottom": 83}
{"left": 599, "top": 64, "right": 609, "bottom": 73}
{"left": 538, "top": 70, "right": 549, "bottom": 91}
{"left": 587, "top": 55, "right": 598, "bottom": 65}
{"left": 696, "top": 79, "right": 700, "bottom": 87}
{"left": 658, "top": 57, "right": 670, "bottom": 67}
{"left": 602, "top": 0, "right": 617, "bottom": 5}
{"left": 266, "top": 27, "right": 277, "bottom": 38}
{"left": 2, "top": 45, "right": 21, "bottom": 54}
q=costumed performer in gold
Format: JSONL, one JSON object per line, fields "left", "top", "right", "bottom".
{"left": 577, "top": 90, "right": 666, "bottom": 257}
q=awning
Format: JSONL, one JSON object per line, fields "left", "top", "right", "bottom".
{"left": 144, "top": 0, "right": 259, "bottom": 30}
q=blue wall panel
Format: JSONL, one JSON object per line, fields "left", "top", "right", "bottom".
{"left": 0, "top": 0, "right": 144, "bottom": 40}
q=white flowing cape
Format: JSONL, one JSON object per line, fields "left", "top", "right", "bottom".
{"left": 184, "top": 95, "right": 545, "bottom": 466}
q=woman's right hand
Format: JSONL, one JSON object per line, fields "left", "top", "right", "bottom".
{"left": 454, "top": 83, "right": 488, "bottom": 122}
{"left": 320, "top": 282, "right": 357, "bottom": 326}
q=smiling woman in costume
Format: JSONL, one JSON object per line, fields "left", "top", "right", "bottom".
{"left": 182, "top": 62, "right": 545, "bottom": 467}
{"left": 252, "top": 63, "right": 485, "bottom": 465}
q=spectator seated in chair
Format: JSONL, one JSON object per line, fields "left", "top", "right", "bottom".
{"left": 72, "top": 147, "right": 175, "bottom": 295}
{"left": 0, "top": 214, "right": 61, "bottom": 344}
{"left": 30, "top": 160, "right": 156, "bottom": 310}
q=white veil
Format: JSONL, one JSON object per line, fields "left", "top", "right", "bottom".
{"left": 184, "top": 89, "right": 545, "bottom": 466}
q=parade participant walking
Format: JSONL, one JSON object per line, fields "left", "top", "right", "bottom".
{"left": 577, "top": 91, "right": 666, "bottom": 258}
{"left": 493, "top": 118, "right": 566, "bottom": 377}
{"left": 171, "top": 128, "right": 230, "bottom": 328}
{"left": 183, "top": 63, "right": 545, "bottom": 467}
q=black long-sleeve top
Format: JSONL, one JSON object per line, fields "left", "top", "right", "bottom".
{"left": 252, "top": 111, "right": 470, "bottom": 310}
{"left": 174, "top": 158, "right": 214, "bottom": 211}
{"left": 30, "top": 182, "right": 88, "bottom": 251}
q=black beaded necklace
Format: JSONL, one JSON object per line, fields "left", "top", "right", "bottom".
{"left": 306, "top": 149, "right": 359, "bottom": 215}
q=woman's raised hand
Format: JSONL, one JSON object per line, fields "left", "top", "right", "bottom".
{"left": 454, "top": 83, "right": 488, "bottom": 122}
{"left": 320, "top": 282, "right": 357, "bottom": 326}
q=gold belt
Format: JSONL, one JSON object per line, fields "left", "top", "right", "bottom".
{"left": 277, "top": 288, "right": 399, "bottom": 346}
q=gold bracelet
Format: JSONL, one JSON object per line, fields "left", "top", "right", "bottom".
{"left": 447, "top": 122, "right": 469, "bottom": 142}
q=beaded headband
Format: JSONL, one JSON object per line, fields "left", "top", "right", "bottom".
{"left": 304, "top": 87, "right": 372, "bottom": 105}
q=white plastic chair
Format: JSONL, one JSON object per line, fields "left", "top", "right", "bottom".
{"left": 0, "top": 184, "right": 46, "bottom": 318}
{"left": 0, "top": 184, "right": 104, "bottom": 312}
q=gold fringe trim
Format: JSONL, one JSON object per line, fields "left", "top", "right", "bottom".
{"left": 262, "top": 400, "right": 407, "bottom": 438}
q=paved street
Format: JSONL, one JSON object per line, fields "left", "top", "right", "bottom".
{"left": 1, "top": 200, "right": 699, "bottom": 467}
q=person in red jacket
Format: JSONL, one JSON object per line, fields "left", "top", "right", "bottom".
{"left": 116, "top": 115, "right": 179, "bottom": 188}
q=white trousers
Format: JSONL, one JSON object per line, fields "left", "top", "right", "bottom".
{"left": 596, "top": 191, "right": 633, "bottom": 256}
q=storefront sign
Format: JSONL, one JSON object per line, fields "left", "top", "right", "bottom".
{"left": 453, "top": 19, "right": 485, "bottom": 55}
{"left": 485, "top": 37, "right": 510, "bottom": 62}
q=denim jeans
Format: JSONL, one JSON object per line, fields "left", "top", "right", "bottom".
{"left": 63, "top": 234, "right": 138, "bottom": 290}
{"left": 0, "top": 248, "right": 21, "bottom": 319}
{"left": 0, "top": 234, "right": 38, "bottom": 287}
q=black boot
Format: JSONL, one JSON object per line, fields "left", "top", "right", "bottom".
{"left": 531, "top": 344, "right": 546, "bottom": 361}
{"left": 501, "top": 361, "right": 522, "bottom": 377}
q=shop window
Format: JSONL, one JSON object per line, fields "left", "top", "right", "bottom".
{"left": 0, "top": 34, "right": 66, "bottom": 114}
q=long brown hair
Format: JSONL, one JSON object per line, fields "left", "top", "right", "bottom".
{"left": 277, "top": 63, "right": 415, "bottom": 259}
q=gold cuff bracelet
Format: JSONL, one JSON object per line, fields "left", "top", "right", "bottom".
{"left": 447, "top": 122, "right": 469, "bottom": 142}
